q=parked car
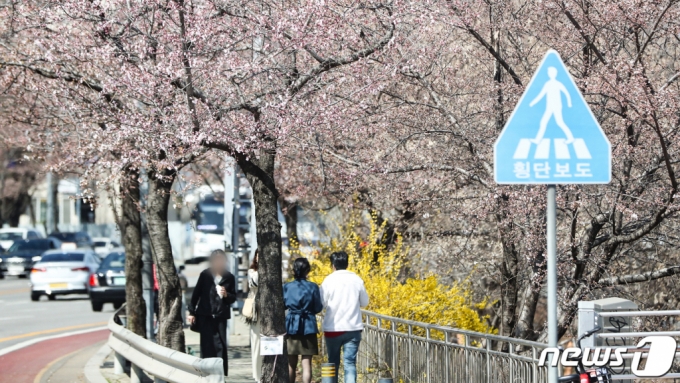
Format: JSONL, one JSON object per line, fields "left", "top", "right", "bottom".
{"left": 0, "top": 238, "right": 62, "bottom": 278}
{"left": 30, "top": 250, "right": 100, "bottom": 301}
{"left": 92, "top": 237, "right": 121, "bottom": 258}
{"left": 89, "top": 251, "right": 126, "bottom": 312}
{"left": 0, "top": 228, "right": 43, "bottom": 250}
{"left": 48, "top": 232, "right": 94, "bottom": 250}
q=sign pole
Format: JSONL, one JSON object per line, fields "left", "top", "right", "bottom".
{"left": 547, "top": 184, "right": 558, "bottom": 383}
{"left": 493, "top": 49, "right": 610, "bottom": 382}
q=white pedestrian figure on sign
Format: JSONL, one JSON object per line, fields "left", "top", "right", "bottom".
{"left": 529, "top": 66, "right": 575, "bottom": 144}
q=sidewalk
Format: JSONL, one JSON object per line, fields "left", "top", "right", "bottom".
{"left": 97, "top": 317, "right": 253, "bottom": 383}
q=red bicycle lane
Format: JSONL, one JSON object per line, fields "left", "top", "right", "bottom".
{"left": 0, "top": 329, "right": 108, "bottom": 383}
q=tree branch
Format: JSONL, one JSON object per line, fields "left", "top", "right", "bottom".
{"left": 1, "top": 61, "right": 125, "bottom": 110}
{"left": 598, "top": 266, "right": 680, "bottom": 287}
{"left": 203, "top": 141, "right": 279, "bottom": 199}
{"left": 289, "top": 21, "right": 395, "bottom": 94}
{"left": 462, "top": 27, "right": 523, "bottom": 86}
{"left": 383, "top": 164, "right": 489, "bottom": 187}
{"left": 561, "top": 8, "right": 607, "bottom": 65}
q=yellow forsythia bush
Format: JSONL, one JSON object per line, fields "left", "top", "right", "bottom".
{"left": 292, "top": 210, "right": 495, "bottom": 335}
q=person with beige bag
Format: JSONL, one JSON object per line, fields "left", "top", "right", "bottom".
{"left": 243, "top": 249, "right": 262, "bottom": 382}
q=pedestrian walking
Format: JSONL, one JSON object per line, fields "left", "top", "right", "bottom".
{"left": 284, "top": 258, "right": 323, "bottom": 383}
{"left": 187, "top": 250, "right": 237, "bottom": 376}
{"left": 246, "top": 250, "right": 263, "bottom": 382}
{"left": 320, "top": 251, "right": 369, "bottom": 383}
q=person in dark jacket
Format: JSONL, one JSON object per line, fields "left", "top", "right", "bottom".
{"left": 188, "top": 250, "right": 237, "bottom": 375}
{"left": 284, "top": 258, "right": 323, "bottom": 383}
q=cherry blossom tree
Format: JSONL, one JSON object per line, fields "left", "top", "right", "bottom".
{"left": 283, "top": 0, "right": 680, "bottom": 343}
{"left": 1, "top": 0, "right": 424, "bottom": 379}
{"left": 6, "top": 0, "right": 680, "bottom": 374}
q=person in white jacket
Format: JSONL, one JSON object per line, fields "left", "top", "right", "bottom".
{"left": 320, "top": 251, "right": 369, "bottom": 383}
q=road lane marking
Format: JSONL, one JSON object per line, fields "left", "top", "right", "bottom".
{"left": 0, "top": 287, "right": 30, "bottom": 296}
{"left": 32, "top": 348, "right": 81, "bottom": 383}
{"left": 0, "top": 315, "right": 34, "bottom": 321}
{"left": 0, "top": 325, "right": 107, "bottom": 357}
{"left": 16, "top": 308, "right": 48, "bottom": 312}
{"left": 0, "top": 321, "right": 107, "bottom": 346}
{"left": 4, "top": 301, "right": 31, "bottom": 305}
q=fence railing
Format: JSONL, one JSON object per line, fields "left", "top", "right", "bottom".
{"left": 357, "top": 310, "right": 548, "bottom": 383}
{"left": 595, "top": 310, "right": 680, "bottom": 380}
{"left": 108, "top": 305, "right": 223, "bottom": 383}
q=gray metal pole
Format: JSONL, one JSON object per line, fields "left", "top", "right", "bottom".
{"left": 228, "top": 167, "right": 240, "bottom": 336}
{"left": 231, "top": 169, "right": 240, "bottom": 255}
{"left": 45, "top": 172, "right": 55, "bottom": 234}
{"left": 547, "top": 185, "right": 558, "bottom": 383}
{"left": 140, "top": 171, "right": 155, "bottom": 342}
{"left": 224, "top": 157, "right": 235, "bottom": 252}
{"left": 76, "top": 181, "right": 82, "bottom": 232}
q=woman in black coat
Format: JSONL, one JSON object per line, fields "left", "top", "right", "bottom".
{"left": 188, "top": 250, "right": 237, "bottom": 375}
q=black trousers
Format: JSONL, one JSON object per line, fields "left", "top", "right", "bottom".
{"left": 198, "top": 315, "right": 228, "bottom": 375}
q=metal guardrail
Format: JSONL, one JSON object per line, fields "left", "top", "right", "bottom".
{"left": 357, "top": 310, "right": 549, "bottom": 383}
{"left": 108, "top": 305, "right": 224, "bottom": 383}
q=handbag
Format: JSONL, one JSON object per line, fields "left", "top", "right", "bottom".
{"left": 242, "top": 297, "right": 255, "bottom": 319}
{"left": 190, "top": 315, "right": 200, "bottom": 333}
{"left": 243, "top": 272, "right": 257, "bottom": 320}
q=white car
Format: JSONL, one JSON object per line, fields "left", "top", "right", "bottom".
{"left": 92, "top": 237, "right": 121, "bottom": 257}
{"left": 29, "top": 250, "right": 101, "bottom": 301}
{"left": 0, "top": 228, "right": 43, "bottom": 250}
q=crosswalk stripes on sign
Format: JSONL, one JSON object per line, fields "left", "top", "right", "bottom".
{"left": 513, "top": 138, "right": 591, "bottom": 160}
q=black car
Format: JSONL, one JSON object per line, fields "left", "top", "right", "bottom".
{"left": 89, "top": 251, "right": 126, "bottom": 312}
{"left": 0, "top": 238, "right": 62, "bottom": 278}
{"left": 48, "top": 232, "right": 94, "bottom": 249}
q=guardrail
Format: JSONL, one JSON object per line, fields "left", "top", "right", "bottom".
{"left": 357, "top": 310, "right": 549, "bottom": 383}
{"left": 108, "top": 305, "right": 224, "bottom": 383}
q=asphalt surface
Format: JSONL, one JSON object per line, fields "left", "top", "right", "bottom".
{"left": 0, "top": 276, "right": 112, "bottom": 350}
{"left": 0, "top": 331, "right": 108, "bottom": 383}
{"left": 0, "top": 263, "right": 210, "bottom": 383}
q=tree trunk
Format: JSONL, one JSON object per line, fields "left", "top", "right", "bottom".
{"left": 120, "top": 169, "right": 146, "bottom": 337}
{"left": 515, "top": 251, "right": 545, "bottom": 341}
{"left": 280, "top": 198, "right": 298, "bottom": 245}
{"left": 498, "top": 244, "right": 519, "bottom": 338}
{"left": 495, "top": 210, "right": 519, "bottom": 339}
{"left": 146, "top": 170, "right": 185, "bottom": 352}
{"left": 243, "top": 151, "right": 289, "bottom": 383}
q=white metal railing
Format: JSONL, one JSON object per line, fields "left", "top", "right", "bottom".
{"left": 357, "top": 310, "right": 549, "bottom": 383}
{"left": 108, "top": 306, "right": 224, "bottom": 383}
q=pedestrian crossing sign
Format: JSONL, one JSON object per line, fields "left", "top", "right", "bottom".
{"left": 494, "top": 50, "right": 611, "bottom": 184}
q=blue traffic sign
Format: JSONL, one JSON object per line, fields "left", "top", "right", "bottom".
{"left": 494, "top": 50, "right": 611, "bottom": 184}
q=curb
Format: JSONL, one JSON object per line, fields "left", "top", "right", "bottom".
{"left": 84, "top": 343, "right": 111, "bottom": 383}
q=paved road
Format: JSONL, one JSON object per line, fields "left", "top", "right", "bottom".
{"left": 0, "top": 277, "right": 112, "bottom": 350}
{"left": 0, "top": 263, "right": 222, "bottom": 383}
{"left": 0, "top": 330, "right": 108, "bottom": 383}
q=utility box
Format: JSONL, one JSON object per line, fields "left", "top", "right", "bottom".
{"left": 578, "top": 297, "right": 638, "bottom": 348}
{"left": 578, "top": 297, "right": 638, "bottom": 382}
